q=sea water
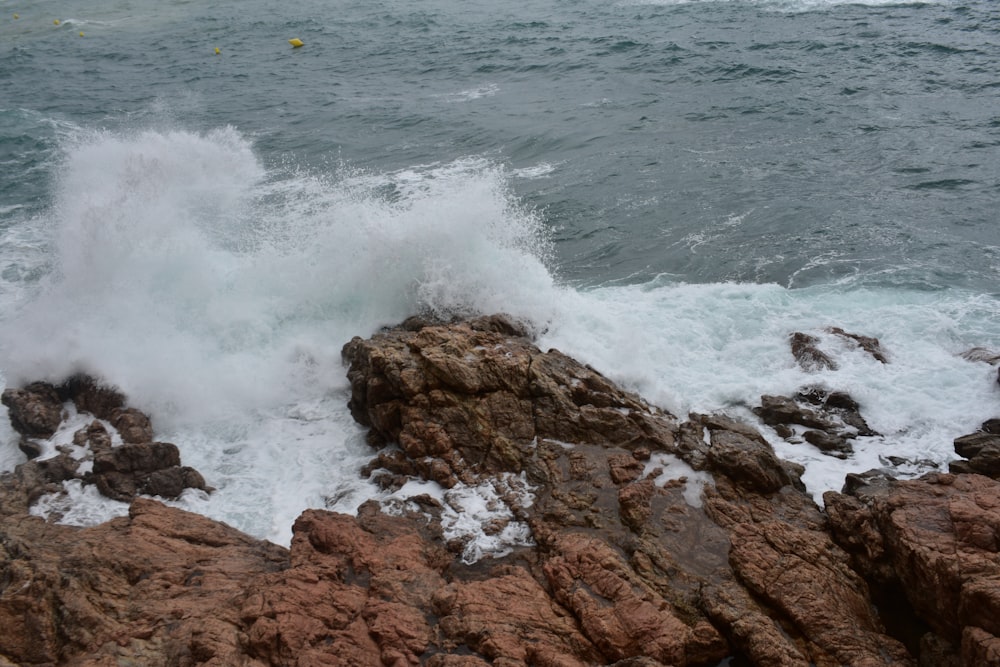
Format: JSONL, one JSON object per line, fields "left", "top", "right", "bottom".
{"left": 1, "top": 0, "right": 998, "bottom": 551}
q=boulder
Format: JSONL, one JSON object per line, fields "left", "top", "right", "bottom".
{"left": 828, "top": 327, "right": 889, "bottom": 364}
{"left": 951, "top": 428, "right": 1000, "bottom": 479}
{"left": 825, "top": 472, "right": 1000, "bottom": 666}
{"left": 2, "top": 378, "right": 210, "bottom": 504}
{"left": 790, "top": 332, "right": 838, "bottom": 371}
{"left": 754, "top": 388, "right": 878, "bottom": 459}
{"left": 1, "top": 382, "right": 63, "bottom": 442}
{"left": 343, "top": 317, "right": 912, "bottom": 666}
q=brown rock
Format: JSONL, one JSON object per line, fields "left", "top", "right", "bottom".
{"left": 342, "top": 320, "right": 676, "bottom": 478}
{"left": 828, "top": 327, "right": 889, "bottom": 364}
{"left": 1, "top": 382, "right": 63, "bottom": 440}
{"left": 0, "top": 498, "right": 287, "bottom": 666}
{"left": 543, "top": 533, "right": 726, "bottom": 665}
{"left": 790, "top": 332, "right": 838, "bottom": 371}
{"left": 826, "top": 473, "right": 1000, "bottom": 666}
{"left": 0, "top": 318, "right": 931, "bottom": 667}
{"left": 110, "top": 406, "right": 155, "bottom": 444}
{"left": 59, "top": 374, "right": 127, "bottom": 419}
{"left": 952, "top": 431, "right": 1000, "bottom": 479}
{"left": 704, "top": 428, "right": 790, "bottom": 494}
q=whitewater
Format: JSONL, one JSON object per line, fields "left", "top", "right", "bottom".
{"left": 1, "top": 0, "right": 999, "bottom": 550}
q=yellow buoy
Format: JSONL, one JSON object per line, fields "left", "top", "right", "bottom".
{"left": 288, "top": 38, "right": 303, "bottom": 48}
{"left": 13, "top": 14, "right": 19, "bottom": 19}
{"left": 79, "top": 31, "right": 85, "bottom": 37}
{"left": 215, "top": 47, "right": 221, "bottom": 54}
{"left": 53, "top": 19, "right": 60, "bottom": 25}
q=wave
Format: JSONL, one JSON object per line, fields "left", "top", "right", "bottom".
{"left": 0, "top": 126, "right": 558, "bottom": 425}
{"left": 620, "top": 0, "right": 946, "bottom": 9}
{"left": 2, "top": 125, "right": 997, "bottom": 545}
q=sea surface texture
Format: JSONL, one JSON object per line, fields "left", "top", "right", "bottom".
{"left": 1, "top": 0, "right": 998, "bottom": 548}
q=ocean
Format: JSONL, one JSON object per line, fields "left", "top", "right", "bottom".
{"left": 1, "top": 0, "right": 998, "bottom": 551}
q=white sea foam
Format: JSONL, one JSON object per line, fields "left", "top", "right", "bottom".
{"left": 539, "top": 282, "right": 1000, "bottom": 505}
{"left": 643, "top": 452, "right": 713, "bottom": 507}
{"left": 382, "top": 472, "right": 536, "bottom": 564}
{"left": 442, "top": 83, "right": 500, "bottom": 102}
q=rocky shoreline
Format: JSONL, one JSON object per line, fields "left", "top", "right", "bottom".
{"left": 0, "top": 315, "right": 998, "bottom": 666}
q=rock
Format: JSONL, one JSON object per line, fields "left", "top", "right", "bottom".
{"left": 0, "top": 498, "right": 287, "bottom": 666}
{"left": 110, "top": 406, "right": 155, "bottom": 444}
{"left": 344, "top": 318, "right": 910, "bottom": 667}
{"left": 790, "top": 332, "right": 838, "bottom": 371}
{"left": 73, "top": 419, "right": 113, "bottom": 453}
{"left": 828, "top": 327, "right": 889, "bottom": 364}
{"left": 755, "top": 388, "right": 879, "bottom": 459}
{"left": 58, "top": 374, "right": 126, "bottom": 417}
{"left": 961, "top": 347, "right": 1000, "bottom": 365}
{"left": 951, "top": 429, "right": 1000, "bottom": 479}
{"left": 1, "top": 382, "right": 63, "bottom": 440}
{"left": 755, "top": 394, "right": 839, "bottom": 432}
{"left": 1, "top": 318, "right": 932, "bottom": 666}
{"left": 803, "top": 429, "right": 852, "bottom": 458}
{"left": 704, "top": 428, "right": 790, "bottom": 493}
{"left": 825, "top": 472, "right": 1000, "bottom": 666}
{"left": 3, "top": 379, "right": 210, "bottom": 505}
{"left": 342, "top": 320, "right": 676, "bottom": 480}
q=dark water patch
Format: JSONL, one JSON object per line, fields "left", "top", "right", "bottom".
{"left": 706, "top": 63, "right": 800, "bottom": 83}
{"left": 905, "top": 179, "right": 978, "bottom": 191}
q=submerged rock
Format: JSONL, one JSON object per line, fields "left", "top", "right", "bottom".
{"left": 790, "top": 331, "right": 838, "bottom": 371}
{"left": 754, "top": 387, "right": 878, "bottom": 459}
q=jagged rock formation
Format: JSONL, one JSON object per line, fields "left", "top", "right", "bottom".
{"left": 0, "top": 316, "right": 996, "bottom": 666}
{"left": 951, "top": 420, "right": 1000, "bottom": 479}
{"left": 1, "top": 376, "right": 210, "bottom": 503}
{"left": 826, "top": 472, "right": 1000, "bottom": 666}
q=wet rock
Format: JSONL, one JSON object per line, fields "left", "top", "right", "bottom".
{"left": 0, "top": 318, "right": 926, "bottom": 666}
{"left": 755, "top": 388, "right": 878, "bottom": 459}
{"left": 704, "top": 429, "right": 790, "bottom": 493}
{"left": 961, "top": 347, "right": 1000, "bottom": 365}
{"left": 58, "top": 374, "right": 127, "bottom": 419}
{"left": 1, "top": 382, "right": 63, "bottom": 440}
{"left": 0, "top": 498, "right": 288, "bottom": 666}
{"left": 828, "top": 327, "right": 889, "bottom": 364}
{"left": 342, "top": 319, "right": 676, "bottom": 479}
{"left": 110, "top": 406, "right": 155, "bottom": 444}
{"left": 73, "top": 419, "right": 113, "bottom": 453}
{"left": 790, "top": 332, "right": 838, "bottom": 371}
{"left": 951, "top": 428, "right": 1000, "bottom": 479}
{"left": 343, "top": 318, "right": 910, "bottom": 667}
{"left": 4, "top": 379, "right": 210, "bottom": 505}
{"left": 825, "top": 472, "right": 1000, "bottom": 666}
{"left": 89, "top": 442, "right": 210, "bottom": 501}
{"left": 803, "top": 429, "right": 852, "bottom": 458}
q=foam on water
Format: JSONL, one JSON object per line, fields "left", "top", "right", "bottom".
{"left": 540, "top": 280, "right": 1000, "bottom": 505}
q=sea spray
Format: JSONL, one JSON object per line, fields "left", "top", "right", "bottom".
{"left": 0, "top": 127, "right": 562, "bottom": 544}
